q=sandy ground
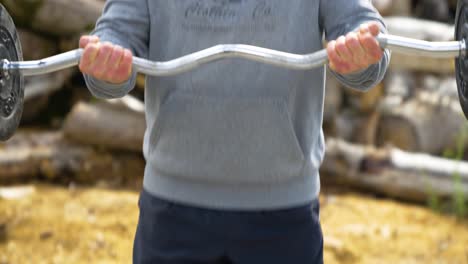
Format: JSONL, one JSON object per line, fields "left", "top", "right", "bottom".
{"left": 0, "top": 184, "right": 467, "bottom": 264}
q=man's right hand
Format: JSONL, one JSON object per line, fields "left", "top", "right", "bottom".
{"left": 78, "top": 35, "right": 133, "bottom": 84}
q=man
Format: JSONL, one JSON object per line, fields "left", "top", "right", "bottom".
{"left": 80, "top": 0, "right": 389, "bottom": 263}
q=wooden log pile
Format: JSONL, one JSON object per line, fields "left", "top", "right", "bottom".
{"left": 0, "top": 0, "right": 467, "bottom": 202}
{"left": 0, "top": 131, "right": 144, "bottom": 187}
{"left": 321, "top": 138, "right": 468, "bottom": 202}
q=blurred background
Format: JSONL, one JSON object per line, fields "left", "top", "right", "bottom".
{"left": 0, "top": 0, "right": 467, "bottom": 263}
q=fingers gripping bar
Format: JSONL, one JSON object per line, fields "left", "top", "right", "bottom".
{"left": 3, "top": 34, "right": 465, "bottom": 77}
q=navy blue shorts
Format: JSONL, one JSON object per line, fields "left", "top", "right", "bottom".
{"left": 133, "top": 189, "right": 323, "bottom": 264}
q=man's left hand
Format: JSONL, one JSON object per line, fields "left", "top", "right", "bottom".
{"left": 327, "top": 22, "right": 383, "bottom": 75}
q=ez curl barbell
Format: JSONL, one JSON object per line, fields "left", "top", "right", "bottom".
{"left": 2, "top": 1, "right": 468, "bottom": 141}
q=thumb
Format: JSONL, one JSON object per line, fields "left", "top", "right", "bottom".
{"left": 367, "top": 22, "right": 381, "bottom": 36}
{"left": 79, "top": 35, "right": 100, "bottom": 49}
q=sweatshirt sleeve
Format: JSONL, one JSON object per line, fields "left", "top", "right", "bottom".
{"left": 319, "top": 0, "right": 390, "bottom": 91}
{"left": 84, "top": 0, "right": 149, "bottom": 99}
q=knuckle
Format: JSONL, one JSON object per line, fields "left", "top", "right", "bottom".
{"left": 84, "top": 45, "right": 93, "bottom": 53}
{"left": 86, "top": 43, "right": 99, "bottom": 54}
{"left": 102, "top": 42, "right": 114, "bottom": 49}
{"left": 101, "top": 45, "right": 113, "bottom": 55}
{"left": 82, "top": 51, "right": 94, "bottom": 62}
{"left": 346, "top": 32, "right": 357, "bottom": 41}
{"left": 113, "top": 45, "right": 124, "bottom": 54}
{"left": 346, "top": 38, "right": 360, "bottom": 49}
{"left": 335, "top": 41, "right": 346, "bottom": 51}
{"left": 337, "top": 36, "right": 346, "bottom": 44}
{"left": 108, "top": 54, "right": 120, "bottom": 68}
{"left": 361, "top": 38, "right": 374, "bottom": 48}
{"left": 365, "top": 33, "right": 376, "bottom": 42}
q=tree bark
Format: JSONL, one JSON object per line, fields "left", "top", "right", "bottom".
{"left": 376, "top": 91, "right": 468, "bottom": 154}
{"left": 0, "top": 0, "right": 104, "bottom": 36}
{"left": 63, "top": 99, "right": 146, "bottom": 152}
{"left": 321, "top": 138, "right": 468, "bottom": 202}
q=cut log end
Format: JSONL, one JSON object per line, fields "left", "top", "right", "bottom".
{"left": 377, "top": 116, "right": 420, "bottom": 151}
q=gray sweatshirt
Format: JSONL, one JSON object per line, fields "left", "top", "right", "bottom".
{"left": 85, "top": 0, "right": 389, "bottom": 210}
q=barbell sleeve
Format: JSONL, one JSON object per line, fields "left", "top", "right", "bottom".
{"left": 3, "top": 34, "right": 466, "bottom": 77}
{"left": 379, "top": 34, "right": 465, "bottom": 58}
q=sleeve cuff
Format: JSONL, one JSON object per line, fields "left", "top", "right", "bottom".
{"left": 84, "top": 70, "right": 137, "bottom": 99}
{"left": 330, "top": 48, "right": 390, "bottom": 91}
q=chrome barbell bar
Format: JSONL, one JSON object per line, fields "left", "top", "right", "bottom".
{"left": 2, "top": 34, "right": 466, "bottom": 77}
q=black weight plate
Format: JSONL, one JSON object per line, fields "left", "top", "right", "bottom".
{"left": 455, "top": 0, "right": 468, "bottom": 120}
{"left": 0, "top": 4, "right": 23, "bottom": 141}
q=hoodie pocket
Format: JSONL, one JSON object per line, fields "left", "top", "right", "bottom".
{"left": 148, "top": 93, "right": 305, "bottom": 184}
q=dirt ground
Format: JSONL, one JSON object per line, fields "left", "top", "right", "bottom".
{"left": 0, "top": 184, "right": 467, "bottom": 264}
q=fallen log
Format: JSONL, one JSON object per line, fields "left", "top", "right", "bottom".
{"left": 383, "top": 70, "right": 414, "bottom": 99}
{"left": 24, "top": 70, "right": 73, "bottom": 101}
{"left": 384, "top": 17, "right": 455, "bottom": 74}
{"left": 414, "top": 0, "right": 450, "bottom": 22}
{"left": 389, "top": 54, "right": 454, "bottom": 74}
{"left": 0, "top": 0, "right": 104, "bottom": 36}
{"left": 418, "top": 74, "right": 458, "bottom": 99}
{"left": 378, "top": 70, "right": 415, "bottom": 113}
{"left": 0, "top": 131, "right": 144, "bottom": 185}
{"left": 321, "top": 138, "right": 468, "bottom": 202}
{"left": 385, "top": 16, "right": 454, "bottom": 41}
{"left": 376, "top": 91, "right": 468, "bottom": 154}
{"left": 63, "top": 97, "right": 146, "bottom": 152}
